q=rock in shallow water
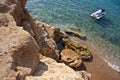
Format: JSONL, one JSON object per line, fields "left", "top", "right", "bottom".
{"left": 62, "top": 37, "right": 92, "bottom": 60}
{"left": 64, "top": 27, "right": 87, "bottom": 40}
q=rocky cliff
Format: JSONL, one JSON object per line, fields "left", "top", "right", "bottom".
{"left": 0, "top": 0, "right": 91, "bottom": 80}
{"left": 0, "top": 0, "right": 39, "bottom": 80}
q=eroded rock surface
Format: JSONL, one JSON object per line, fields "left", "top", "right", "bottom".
{"left": 64, "top": 27, "right": 87, "bottom": 40}
{"left": 0, "top": 0, "right": 39, "bottom": 80}
{"left": 60, "top": 49, "right": 82, "bottom": 68}
{"left": 35, "top": 21, "right": 60, "bottom": 61}
{"left": 0, "top": 26, "right": 39, "bottom": 80}
{"left": 62, "top": 27, "right": 92, "bottom": 60}
{"left": 25, "top": 56, "right": 90, "bottom": 80}
{"left": 0, "top": 0, "right": 91, "bottom": 80}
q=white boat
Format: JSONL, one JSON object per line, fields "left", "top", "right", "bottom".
{"left": 91, "top": 9, "right": 106, "bottom": 19}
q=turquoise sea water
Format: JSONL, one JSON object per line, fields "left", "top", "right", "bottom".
{"left": 26, "top": 0, "right": 120, "bottom": 71}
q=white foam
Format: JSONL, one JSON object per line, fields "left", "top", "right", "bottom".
{"left": 104, "top": 59, "right": 120, "bottom": 73}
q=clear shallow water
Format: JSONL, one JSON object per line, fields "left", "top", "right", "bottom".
{"left": 26, "top": 0, "right": 120, "bottom": 69}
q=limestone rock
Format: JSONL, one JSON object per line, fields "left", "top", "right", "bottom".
{"left": 5, "top": 0, "right": 60, "bottom": 61}
{"left": 25, "top": 56, "right": 90, "bottom": 80}
{"left": 0, "top": 0, "right": 10, "bottom": 13}
{"left": 63, "top": 27, "right": 92, "bottom": 60}
{"left": 77, "top": 71, "right": 91, "bottom": 80}
{"left": 62, "top": 35, "right": 92, "bottom": 60}
{"left": 0, "top": 14, "right": 9, "bottom": 27}
{"left": 6, "top": 0, "right": 41, "bottom": 45}
{"left": 60, "top": 49, "right": 82, "bottom": 68}
{"left": 80, "top": 50, "right": 92, "bottom": 60}
{"left": 20, "top": 20, "right": 34, "bottom": 36}
{"left": 22, "top": 0, "right": 27, "bottom": 7}
{"left": 0, "top": 27, "right": 39, "bottom": 80}
{"left": 35, "top": 21, "right": 59, "bottom": 61}
{"left": 23, "top": 12, "right": 41, "bottom": 45}
{"left": 36, "top": 21, "right": 62, "bottom": 42}
{"left": 63, "top": 38, "right": 88, "bottom": 49}
{"left": 64, "top": 27, "right": 87, "bottom": 40}
{"left": 0, "top": 0, "right": 40, "bottom": 79}
{"left": 0, "top": 0, "right": 91, "bottom": 80}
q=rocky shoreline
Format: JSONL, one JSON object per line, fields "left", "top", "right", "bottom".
{"left": 0, "top": 0, "right": 120, "bottom": 80}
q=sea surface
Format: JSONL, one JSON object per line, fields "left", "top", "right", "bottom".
{"left": 26, "top": 0, "right": 120, "bottom": 72}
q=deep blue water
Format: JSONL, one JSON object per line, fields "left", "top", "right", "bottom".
{"left": 26, "top": 0, "right": 120, "bottom": 69}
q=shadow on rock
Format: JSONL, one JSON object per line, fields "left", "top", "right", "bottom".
{"left": 73, "top": 63, "right": 87, "bottom": 71}
{"left": 82, "top": 54, "right": 93, "bottom": 62}
{"left": 33, "top": 61, "right": 48, "bottom": 76}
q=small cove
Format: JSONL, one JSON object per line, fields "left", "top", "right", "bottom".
{"left": 26, "top": 0, "right": 120, "bottom": 72}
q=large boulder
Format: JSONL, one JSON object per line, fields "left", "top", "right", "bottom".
{"left": 60, "top": 49, "right": 82, "bottom": 68}
{"left": 0, "top": 0, "right": 40, "bottom": 79}
{"left": 25, "top": 56, "right": 91, "bottom": 80}
{"left": 62, "top": 38, "right": 92, "bottom": 60}
{"left": 0, "top": 26, "right": 39, "bottom": 80}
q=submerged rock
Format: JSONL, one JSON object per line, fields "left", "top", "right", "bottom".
{"left": 64, "top": 27, "right": 87, "bottom": 40}
{"left": 61, "top": 27, "right": 92, "bottom": 61}
{"left": 60, "top": 49, "right": 82, "bottom": 68}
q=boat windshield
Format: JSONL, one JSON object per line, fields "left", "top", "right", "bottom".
{"left": 101, "top": 9, "right": 105, "bottom": 12}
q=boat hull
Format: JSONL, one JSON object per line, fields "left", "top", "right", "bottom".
{"left": 91, "top": 9, "right": 106, "bottom": 19}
